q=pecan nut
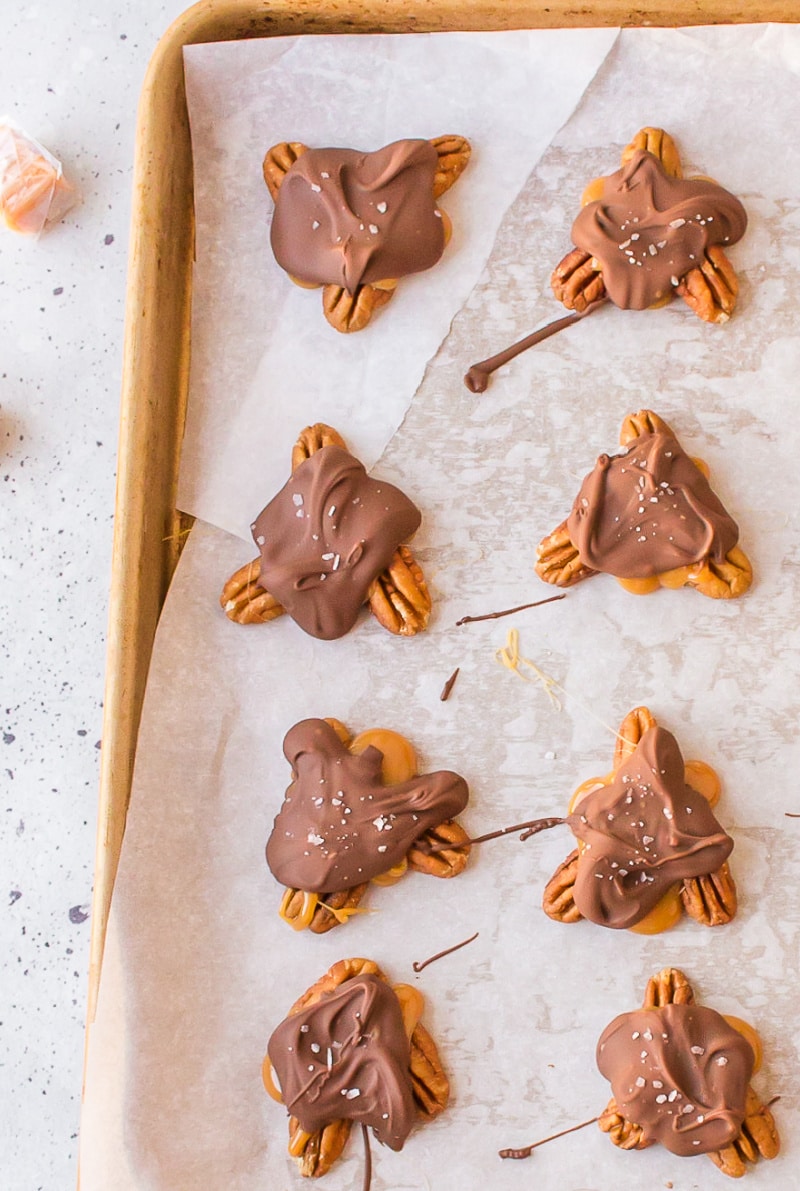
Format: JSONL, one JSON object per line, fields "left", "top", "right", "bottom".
{"left": 621, "top": 127, "right": 682, "bottom": 178}
{"left": 677, "top": 244, "right": 739, "bottom": 324}
{"left": 367, "top": 544, "right": 431, "bottom": 636}
{"left": 681, "top": 862, "right": 737, "bottom": 926}
{"left": 262, "top": 141, "right": 309, "bottom": 201}
{"left": 289, "top": 957, "right": 384, "bottom": 1017}
{"left": 407, "top": 819, "right": 471, "bottom": 879}
{"left": 429, "top": 134, "right": 471, "bottom": 199}
{"left": 409, "top": 1020, "right": 450, "bottom": 1118}
{"left": 642, "top": 966, "right": 695, "bottom": 1009}
{"left": 220, "top": 557, "right": 285, "bottom": 624}
{"left": 542, "top": 849, "right": 582, "bottom": 923}
{"left": 535, "top": 520, "right": 596, "bottom": 588}
{"left": 708, "top": 1087, "right": 780, "bottom": 1177}
{"left": 598, "top": 1097, "right": 652, "bottom": 1150}
{"left": 322, "top": 282, "right": 395, "bottom": 333}
{"left": 618, "top": 408, "right": 675, "bottom": 446}
{"left": 291, "top": 422, "right": 347, "bottom": 472}
{"left": 684, "top": 545, "right": 753, "bottom": 600}
{"left": 551, "top": 246, "right": 607, "bottom": 312}
{"left": 613, "top": 706, "right": 657, "bottom": 768}
{"left": 289, "top": 1116, "right": 352, "bottom": 1179}
{"left": 281, "top": 884, "right": 370, "bottom": 935}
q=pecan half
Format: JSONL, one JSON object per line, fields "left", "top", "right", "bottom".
{"left": 290, "top": 1116, "right": 352, "bottom": 1179}
{"left": 535, "top": 520, "right": 596, "bottom": 588}
{"left": 282, "top": 884, "right": 370, "bottom": 935}
{"left": 263, "top": 141, "right": 309, "bottom": 201}
{"left": 367, "top": 544, "right": 431, "bottom": 636}
{"left": 429, "top": 134, "right": 471, "bottom": 199}
{"left": 685, "top": 545, "right": 753, "bottom": 600}
{"left": 542, "top": 848, "right": 582, "bottom": 923}
{"left": 291, "top": 422, "right": 347, "bottom": 472}
{"left": 621, "top": 127, "right": 682, "bottom": 178}
{"left": 220, "top": 557, "right": 285, "bottom": 625}
{"left": 407, "top": 819, "right": 471, "bottom": 878}
{"left": 613, "top": 706, "right": 657, "bottom": 768}
{"left": 681, "top": 862, "right": 737, "bottom": 926}
{"left": 708, "top": 1087, "right": 780, "bottom": 1177}
{"left": 676, "top": 244, "right": 739, "bottom": 324}
{"left": 598, "top": 1097, "right": 652, "bottom": 1150}
{"left": 322, "top": 282, "right": 395, "bottom": 333}
{"left": 551, "top": 246, "right": 607, "bottom": 312}
{"left": 618, "top": 407, "right": 675, "bottom": 446}
{"left": 642, "top": 966, "right": 695, "bottom": 1009}
{"left": 409, "top": 1021, "right": 450, "bottom": 1118}
{"left": 289, "top": 957, "right": 384, "bottom": 1016}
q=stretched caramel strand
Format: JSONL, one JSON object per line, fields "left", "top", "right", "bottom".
{"left": 439, "top": 667, "right": 460, "bottom": 701}
{"left": 499, "top": 1115, "right": 600, "bottom": 1159}
{"left": 422, "top": 816, "right": 565, "bottom": 855}
{"left": 412, "top": 931, "right": 479, "bottom": 973}
{"left": 464, "top": 302, "right": 606, "bottom": 393}
{"left": 455, "top": 594, "right": 566, "bottom": 626}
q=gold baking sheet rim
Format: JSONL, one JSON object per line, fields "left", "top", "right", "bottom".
{"left": 84, "top": 0, "right": 795, "bottom": 1121}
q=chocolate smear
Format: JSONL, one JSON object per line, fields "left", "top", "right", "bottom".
{"left": 412, "top": 931, "right": 479, "bottom": 973}
{"left": 267, "top": 719, "right": 469, "bottom": 892}
{"left": 464, "top": 302, "right": 605, "bottom": 393}
{"left": 439, "top": 667, "right": 460, "bottom": 701}
{"left": 455, "top": 593, "right": 566, "bottom": 626}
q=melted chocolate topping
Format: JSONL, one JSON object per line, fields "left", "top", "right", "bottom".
{"left": 268, "top": 974, "right": 417, "bottom": 1151}
{"left": 597, "top": 1003, "right": 754, "bottom": 1156}
{"left": 566, "top": 430, "right": 739, "bottom": 579}
{"left": 568, "top": 726, "right": 733, "bottom": 929}
{"left": 252, "top": 445, "right": 421, "bottom": 640}
{"left": 266, "top": 719, "right": 469, "bottom": 892}
{"left": 270, "top": 140, "right": 445, "bottom": 293}
{"left": 572, "top": 150, "right": 747, "bottom": 309}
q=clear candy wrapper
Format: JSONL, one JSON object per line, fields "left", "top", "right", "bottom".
{"left": 0, "top": 117, "right": 76, "bottom": 235}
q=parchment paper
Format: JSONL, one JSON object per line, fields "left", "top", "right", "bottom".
{"left": 178, "top": 28, "right": 619, "bottom": 540}
{"left": 81, "top": 25, "right": 800, "bottom": 1191}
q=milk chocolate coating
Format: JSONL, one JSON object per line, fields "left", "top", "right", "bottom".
{"left": 266, "top": 719, "right": 469, "bottom": 892}
{"left": 568, "top": 726, "right": 733, "bottom": 929}
{"left": 597, "top": 1003, "right": 754, "bottom": 1156}
{"left": 268, "top": 974, "right": 417, "bottom": 1150}
{"left": 252, "top": 445, "right": 421, "bottom": 640}
{"left": 566, "top": 430, "right": 739, "bottom": 579}
{"left": 270, "top": 140, "right": 445, "bottom": 293}
{"left": 572, "top": 150, "right": 747, "bottom": 309}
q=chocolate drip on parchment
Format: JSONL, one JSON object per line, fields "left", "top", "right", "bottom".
{"left": 464, "top": 301, "right": 605, "bottom": 393}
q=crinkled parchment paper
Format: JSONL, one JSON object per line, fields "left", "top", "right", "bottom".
{"left": 81, "top": 25, "right": 800, "bottom": 1191}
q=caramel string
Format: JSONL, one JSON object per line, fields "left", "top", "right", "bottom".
{"left": 455, "top": 593, "right": 566, "bottom": 626}
{"left": 495, "top": 628, "right": 634, "bottom": 749}
{"left": 412, "top": 931, "right": 479, "bottom": 973}
{"left": 422, "top": 816, "right": 565, "bottom": 856}
{"left": 439, "top": 667, "right": 460, "bottom": 701}
{"left": 499, "top": 1115, "right": 600, "bottom": 1160}
{"left": 361, "top": 1124, "right": 372, "bottom": 1191}
{"left": 464, "top": 300, "right": 607, "bottom": 393}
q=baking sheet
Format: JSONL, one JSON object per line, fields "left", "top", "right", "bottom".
{"left": 81, "top": 25, "right": 800, "bottom": 1191}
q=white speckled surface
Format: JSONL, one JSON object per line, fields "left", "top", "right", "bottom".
{"left": 81, "top": 23, "right": 800, "bottom": 1191}
{"left": 0, "top": 4, "right": 190, "bottom": 1187}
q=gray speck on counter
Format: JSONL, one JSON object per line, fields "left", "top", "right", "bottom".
{"left": 68, "top": 905, "right": 90, "bottom": 925}
{"left": 9, "top": 890, "right": 22, "bottom": 906}
{"left": 103, "top": 234, "right": 114, "bottom": 246}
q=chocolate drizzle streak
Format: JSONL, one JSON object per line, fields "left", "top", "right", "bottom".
{"left": 266, "top": 719, "right": 469, "bottom": 892}
{"left": 422, "top": 816, "right": 564, "bottom": 856}
{"left": 463, "top": 302, "right": 605, "bottom": 392}
{"left": 455, "top": 593, "right": 566, "bottom": 625}
{"left": 439, "top": 667, "right": 460, "bottom": 701}
{"left": 271, "top": 140, "right": 445, "bottom": 293}
{"left": 568, "top": 726, "right": 733, "bottom": 929}
{"left": 597, "top": 1003, "right": 754, "bottom": 1156}
{"left": 412, "top": 931, "right": 479, "bottom": 973}
{"left": 268, "top": 974, "right": 417, "bottom": 1151}
{"left": 252, "top": 445, "right": 421, "bottom": 640}
{"left": 499, "top": 1115, "right": 600, "bottom": 1159}
{"left": 361, "top": 1124, "right": 372, "bottom": 1191}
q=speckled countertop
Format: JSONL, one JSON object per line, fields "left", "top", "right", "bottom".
{"left": 0, "top": 4, "right": 188, "bottom": 1186}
